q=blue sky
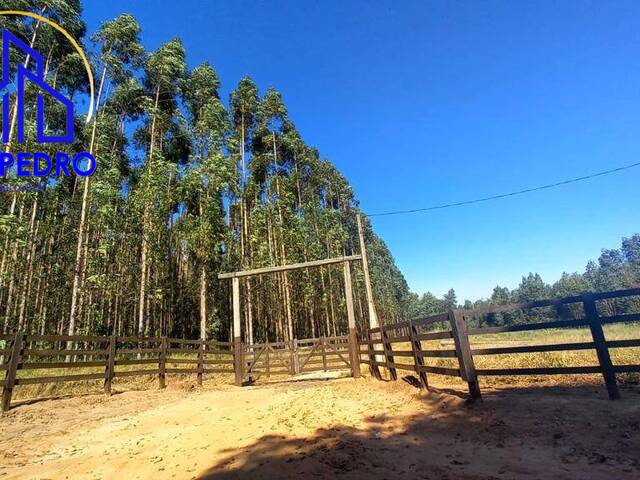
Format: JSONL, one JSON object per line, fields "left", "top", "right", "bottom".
{"left": 82, "top": 0, "right": 640, "bottom": 301}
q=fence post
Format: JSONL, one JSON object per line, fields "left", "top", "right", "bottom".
{"left": 409, "top": 321, "right": 429, "bottom": 390}
{"left": 158, "top": 337, "right": 167, "bottom": 389}
{"left": 449, "top": 310, "right": 481, "bottom": 400}
{"left": 321, "top": 336, "right": 328, "bottom": 371}
{"left": 197, "top": 340, "right": 204, "bottom": 386}
{"left": 293, "top": 338, "right": 299, "bottom": 374}
{"left": 366, "top": 329, "right": 382, "bottom": 380}
{"left": 583, "top": 294, "right": 620, "bottom": 400}
{"left": 266, "top": 344, "right": 271, "bottom": 378}
{"left": 104, "top": 335, "right": 116, "bottom": 396}
{"left": 381, "top": 328, "right": 397, "bottom": 381}
{"left": 2, "top": 332, "right": 24, "bottom": 413}
{"left": 233, "top": 341, "right": 244, "bottom": 386}
{"left": 288, "top": 340, "right": 295, "bottom": 375}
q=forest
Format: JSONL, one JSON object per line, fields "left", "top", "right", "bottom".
{"left": 0, "top": 2, "right": 412, "bottom": 343}
{"left": 1, "top": 2, "right": 638, "bottom": 343}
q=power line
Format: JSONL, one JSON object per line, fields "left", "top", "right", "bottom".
{"left": 365, "top": 161, "right": 640, "bottom": 217}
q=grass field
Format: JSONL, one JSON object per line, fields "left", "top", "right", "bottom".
{"left": 368, "top": 323, "right": 640, "bottom": 389}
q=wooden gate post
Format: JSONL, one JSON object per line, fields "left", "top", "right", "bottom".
{"left": 293, "top": 338, "right": 299, "bottom": 374}
{"left": 197, "top": 340, "right": 204, "bottom": 386}
{"left": 449, "top": 310, "right": 481, "bottom": 400}
{"left": 288, "top": 340, "right": 296, "bottom": 375}
{"left": 104, "top": 335, "right": 116, "bottom": 396}
{"left": 2, "top": 332, "right": 24, "bottom": 413}
{"left": 232, "top": 277, "right": 244, "bottom": 386}
{"left": 343, "top": 261, "right": 361, "bottom": 378}
{"left": 583, "top": 294, "right": 620, "bottom": 400}
{"left": 409, "top": 320, "right": 429, "bottom": 390}
{"left": 158, "top": 337, "right": 167, "bottom": 389}
{"left": 321, "top": 337, "right": 328, "bottom": 371}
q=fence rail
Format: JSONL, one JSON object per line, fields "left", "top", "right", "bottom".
{"left": 359, "top": 288, "right": 640, "bottom": 400}
{"left": 0, "top": 335, "right": 234, "bottom": 412}
{"left": 244, "top": 335, "right": 351, "bottom": 381}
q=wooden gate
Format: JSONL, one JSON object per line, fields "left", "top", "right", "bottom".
{"left": 243, "top": 335, "right": 351, "bottom": 381}
{"left": 296, "top": 336, "right": 351, "bottom": 374}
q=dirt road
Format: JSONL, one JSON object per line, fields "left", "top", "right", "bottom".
{"left": 1, "top": 375, "right": 638, "bottom": 479}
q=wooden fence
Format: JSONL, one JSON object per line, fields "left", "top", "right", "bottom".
{"left": 0, "top": 334, "right": 234, "bottom": 412}
{"left": 243, "top": 336, "right": 351, "bottom": 381}
{"left": 359, "top": 288, "right": 640, "bottom": 400}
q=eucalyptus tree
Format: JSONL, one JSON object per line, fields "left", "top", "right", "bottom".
{"left": 180, "top": 63, "right": 232, "bottom": 339}
{"left": 67, "top": 13, "right": 143, "bottom": 339}
{"left": 133, "top": 38, "right": 186, "bottom": 336}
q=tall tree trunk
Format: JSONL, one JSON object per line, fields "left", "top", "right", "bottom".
{"left": 68, "top": 65, "right": 108, "bottom": 341}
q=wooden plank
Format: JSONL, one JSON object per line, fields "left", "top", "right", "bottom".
{"left": 298, "top": 341, "right": 320, "bottom": 371}
{"left": 410, "top": 321, "right": 429, "bottom": 389}
{"left": 381, "top": 329, "right": 397, "bottom": 381}
{"left": 600, "top": 313, "right": 640, "bottom": 325}
{"left": 23, "top": 349, "right": 109, "bottom": 356}
{"left": 158, "top": 337, "right": 167, "bottom": 389}
{"left": 203, "top": 368, "right": 234, "bottom": 373}
{"left": 381, "top": 350, "right": 413, "bottom": 357}
{"left": 25, "top": 334, "right": 109, "bottom": 342}
{"left": 168, "top": 338, "right": 202, "bottom": 345}
{"left": 2, "top": 332, "right": 24, "bottom": 412}
{"left": 116, "top": 348, "right": 162, "bottom": 354}
{"left": 115, "top": 369, "right": 160, "bottom": 378}
{"left": 321, "top": 337, "right": 328, "bottom": 371}
{"left": 232, "top": 277, "right": 243, "bottom": 386}
{"left": 343, "top": 261, "right": 361, "bottom": 378}
{"left": 614, "top": 365, "right": 640, "bottom": 373}
{"left": 415, "top": 331, "right": 453, "bottom": 341}
{"left": 364, "top": 329, "right": 382, "bottom": 380}
{"left": 420, "top": 349, "right": 458, "bottom": 358}
{"left": 15, "top": 373, "right": 105, "bottom": 385}
{"left": 607, "top": 339, "right": 640, "bottom": 348}
{"left": 590, "top": 287, "right": 640, "bottom": 301}
{"left": 218, "top": 254, "right": 362, "bottom": 279}
{"left": 115, "top": 359, "right": 159, "bottom": 366}
{"left": 105, "top": 336, "right": 116, "bottom": 396}
{"left": 384, "top": 335, "right": 411, "bottom": 342}
{"left": 468, "top": 318, "right": 588, "bottom": 335}
{"left": 471, "top": 342, "right": 595, "bottom": 355}
{"left": 419, "top": 365, "right": 461, "bottom": 376}
{"left": 477, "top": 366, "right": 601, "bottom": 376}
{"left": 450, "top": 310, "right": 481, "bottom": 400}
{"left": 20, "top": 361, "right": 106, "bottom": 369}
{"left": 411, "top": 312, "right": 451, "bottom": 328}
{"left": 583, "top": 295, "right": 620, "bottom": 400}
{"left": 393, "top": 362, "right": 418, "bottom": 372}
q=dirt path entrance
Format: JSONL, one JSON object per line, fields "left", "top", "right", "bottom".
{"left": 1, "top": 376, "right": 638, "bottom": 479}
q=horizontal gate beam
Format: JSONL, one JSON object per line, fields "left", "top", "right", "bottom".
{"left": 218, "top": 255, "right": 362, "bottom": 279}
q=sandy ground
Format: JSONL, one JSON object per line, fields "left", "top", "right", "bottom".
{"left": 0, "top": 373, "right": 639, "bottom": 480}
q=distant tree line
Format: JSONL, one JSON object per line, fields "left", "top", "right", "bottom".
{"left": 406, "top": 234, "right": 640, "bottom": 327}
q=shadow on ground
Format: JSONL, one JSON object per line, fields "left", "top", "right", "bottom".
{"left": 197, "top": 382, "right": 640, "bottom": 480}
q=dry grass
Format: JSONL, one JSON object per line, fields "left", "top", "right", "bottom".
{"left": 7, "top": 324, "right": 640, "bottom": 404}
{"left": 368, "top": 323, "right": 640, "bottom": 388}
{"left": 9, "top": 352, "right": 234, "bottom": 403}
